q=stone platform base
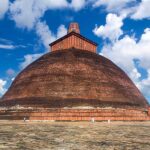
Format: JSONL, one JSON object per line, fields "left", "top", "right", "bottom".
{"left": 0, "top": 108, "right": 150, "bottom": 121}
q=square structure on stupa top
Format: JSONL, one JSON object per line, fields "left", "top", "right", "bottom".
{"left": 49, "top": 22, "right": 98, "bottom": 53}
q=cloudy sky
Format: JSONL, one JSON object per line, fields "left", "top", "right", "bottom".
{"left": 0, "top": 0, "right": 150, "bottom": 102}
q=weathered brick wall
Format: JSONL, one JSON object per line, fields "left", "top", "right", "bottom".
{"left": 51, "top": 35, "right": 96, "bottom": 53}
{"left": 0, "top": 108, "right": 149, "bottom": 121}
{"left": 2, "top": 49, "right": 148, "bottom": 108}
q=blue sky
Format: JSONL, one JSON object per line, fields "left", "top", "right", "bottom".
{"left": 0, "top": 0, "right": 150, "bottom": 103}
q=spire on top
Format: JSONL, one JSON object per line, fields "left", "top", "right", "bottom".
{"left": 68, "top": 22, "right": 80, "bottom": 34}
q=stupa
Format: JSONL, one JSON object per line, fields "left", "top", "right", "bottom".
{"left": 0, "top": 22, "right": 150, "bottom": 121}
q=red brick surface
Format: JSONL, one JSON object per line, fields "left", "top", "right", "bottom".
{"left": 1, "top": 49, "right": 148, "bottom": 109}
{"left": 68, "top": 23, "right": 80, "bottom": 34}
{"left": 51, "top": 34, "right": 97, "bottom": 52}
{"left": 0, "top": 108, "right": 149, "bottom": 121}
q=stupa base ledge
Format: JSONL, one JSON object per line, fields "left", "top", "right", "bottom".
{"left": 0, "top": 107, "right": 150, "bottom": 121}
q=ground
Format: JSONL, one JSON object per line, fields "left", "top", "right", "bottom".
{"left": 0, "top": 121, "right": 150, "bottom": 150}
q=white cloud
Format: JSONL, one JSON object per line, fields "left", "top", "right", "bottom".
{"left": 0, "top": 43, "right": 27, "bottom": 49}
{"left": 93, "top": 13, "right": 150, "bottom": 98}
{"left": 137, "top": 70, "right": 150, "bottom": 97}
{"left": 36, "top": 21, "right": 56, "bottom": 50}
{"left": 70, "top": 0, "right": 86, "bottom": 11}
{"left": 0, "top": 44, "right": 15, "bottom": 49}
{"left": 101, "top": 36, "right": 137, "bottom": 77}
{"left": 140, "top": 70, "right": 150, "bottom": 96}
{"left": 0, "top": 0, "right": 9, "bottom": 19}
{"left": 2, "top": 0, "right": 150, "bottom": 28}
{"left": 100, "top": 28, "right": 150, "bottom": 97}
{"left": 39, "top": 0, "right": 69, "bottom": 9}
{"left": 10, "top": 0, "right": 38, "bottom": 29}
{"left": 11, "top": 77, "right": 15, "bottom": 81}
{"left": 36, "top": 21, "right": 67, "bottom": 50}
{"left": 57, "top": 24, "right": 67, "bottom": 39}
{"left": 92, "top": 0, "right": 150, "bottom": 20}
{"left": 20, "top": 53, "right": 42, "bottom": 69}
{"left": 0, "top": 79, "right": 7, "bottom": 96}
{"left": 10, "top": 0, "right": 69, "bottom": 29}
{"left": 93, "top": 14, "right": 124, "bottom": 42}
{"left": 131, "top": 0, "right": 150, "bottom": 20}
{"left": 92, "top": 0, "right": 135, "bottom": 12}
{"left": 9, "top": 0, "right": 88, "bottom": 30}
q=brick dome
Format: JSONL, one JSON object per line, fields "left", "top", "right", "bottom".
{"left": 1, "top": 48, "right": 148, "bottom": 108}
